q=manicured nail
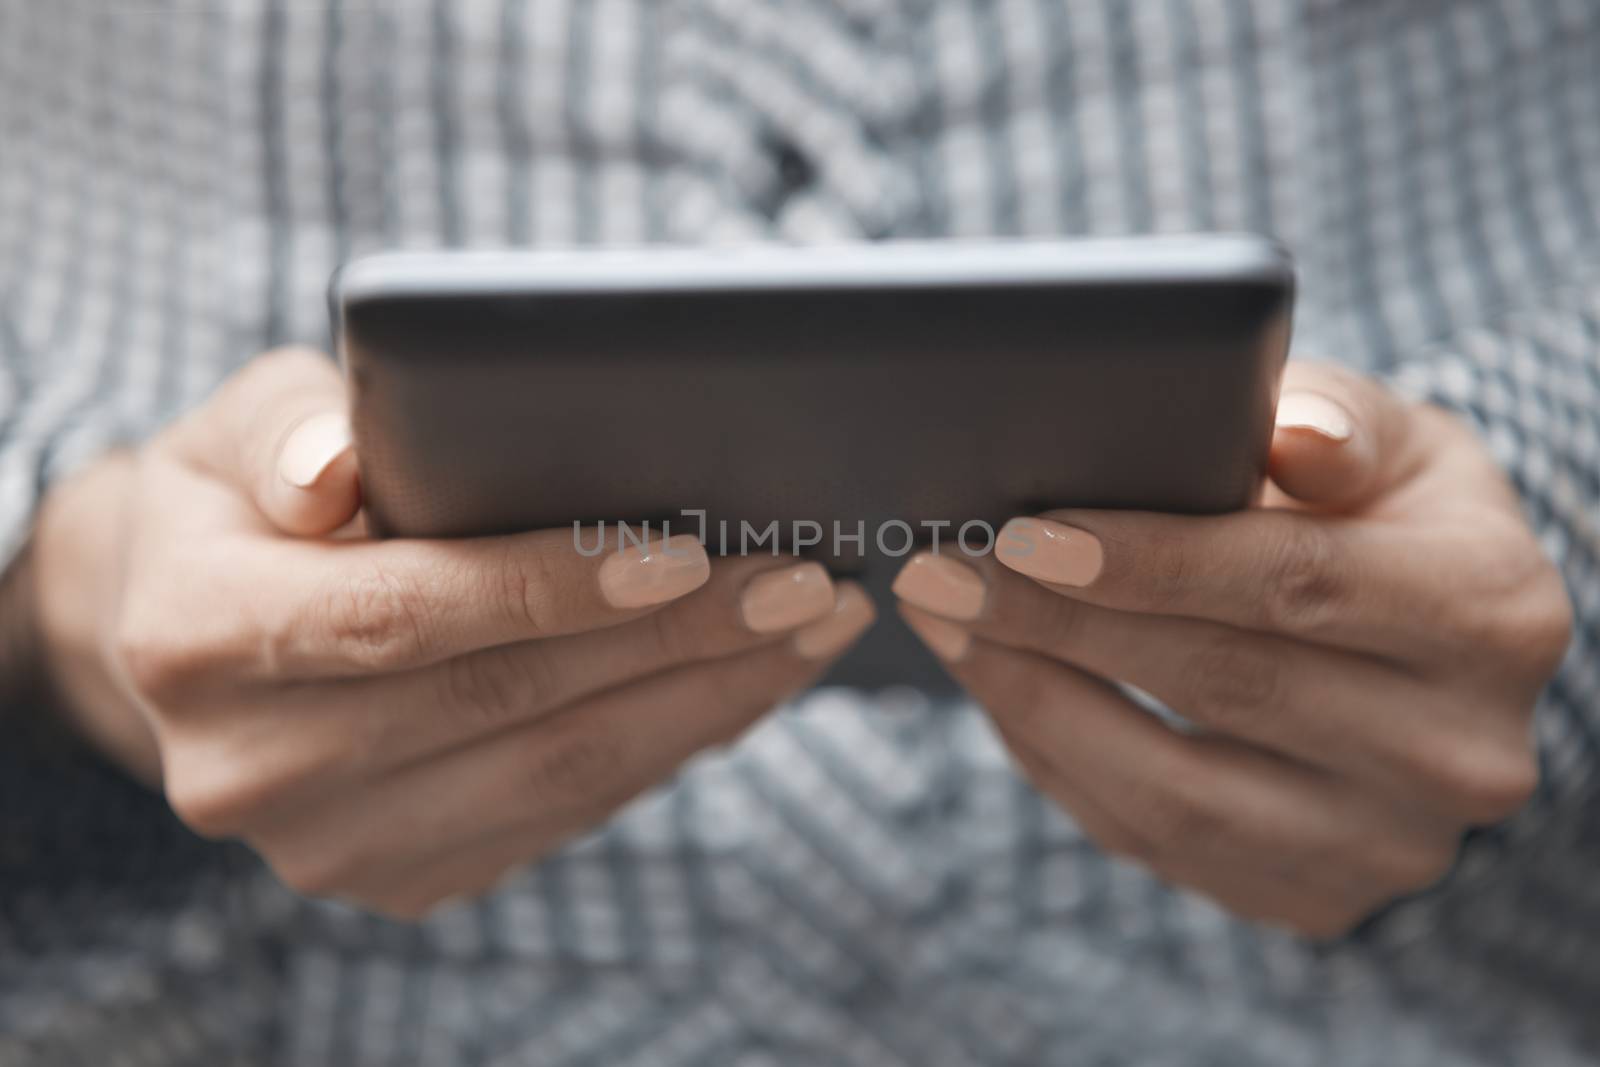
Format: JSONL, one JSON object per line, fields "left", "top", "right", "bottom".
{"left": 741, "top": 562, "right": 835, "bottom": 633}
{"left": 279, "top": 412, "right": 353, "bottom": 488}
{"left": 891, "top": 552, "right": 986, "bottom": 621}
{"left": 1275, "top": 392, "right": 1353, "bottom": 442}
{"left": 996, "top": 517, "right": 1104, "bottom": 587}
{"left": 598, "top": 533, "right": 710, "bottom": 608}
{"left": 792, "top": 583, "right": 877, "bottom": 660}
{"left": 900, "top": 606, "right": 971, "bottom": 662}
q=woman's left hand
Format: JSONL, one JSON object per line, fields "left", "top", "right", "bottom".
{"left": 893, "top": 361, "right": 1573, "bottom": 938}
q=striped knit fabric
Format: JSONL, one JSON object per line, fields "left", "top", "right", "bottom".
{"left": 2, "top": 1, "right": 1599, "bottom": 1064}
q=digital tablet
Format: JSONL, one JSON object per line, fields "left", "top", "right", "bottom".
{"left": 333, "top": 235, "right": 1294, "bottom": 688}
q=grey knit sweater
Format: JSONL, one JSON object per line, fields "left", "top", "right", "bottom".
{"left": 2, "top": 2, "right": 1599, "bottom": 1064}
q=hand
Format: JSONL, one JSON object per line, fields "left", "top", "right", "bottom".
{"left": 892, "top": 361, "right": 1572, "bottom": 938}
{"left": 31, "top": 347, "right": 874, "bottom": 919}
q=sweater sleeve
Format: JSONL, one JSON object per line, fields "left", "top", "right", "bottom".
{"left": 0, "top": 8, "right": 246, "bottom": 576}
{"left": 0, "top": 312, "right": 36, "bottom": 566}
{"left": 1386, "top": 269, "right": 1600, "bottom": 808}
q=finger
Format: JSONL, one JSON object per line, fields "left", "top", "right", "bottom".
{"left": 1267, "top": 361, "right": 1423, "bottom": 511}
{"left": 224, "top": 526, "right": 716, "bottom": 677}
{"left": 159, "top": 578, "right": 871, "bottom": 838}
{"left": 253, "top": 614, "right": 869, "bottom": 896}
{"left": 903, "top": 625, "right": 1454, "bottom": 900}
{"left": 987, "top": 504, "right": 1510, "bottom": 661}
{"left": 892, "top": 552, "right": 1531, "bottom": 820}
{"left": 246, "top": 571, "right": 868, "bottom": 784}
{"left": 356, "top": 578, "right": 873, "bottom": 912}
{"left": 993, "top": 719, "right": 1368, "bottom": 939}
{"left": 167, "top": 347, "right": 361, "bottom": 537}
{"left": 380, "top": 573, "right": 870, "bottom": 762}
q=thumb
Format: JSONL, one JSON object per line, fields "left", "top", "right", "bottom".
{"left": 180, "top": 346, "right": 361, "bottom": 536}
{"left": 1266, "top": 361, "right": 1420, "bottom": 512}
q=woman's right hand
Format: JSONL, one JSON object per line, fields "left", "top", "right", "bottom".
{"left": 31, "top": 347, "right": 874, "bottom": 919}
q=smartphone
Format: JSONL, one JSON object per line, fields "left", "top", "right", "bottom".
{"left": 334, "top": 235, "right": 1294, "bottom": 688}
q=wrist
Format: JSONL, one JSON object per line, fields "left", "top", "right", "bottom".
{"left": 0, "top": 537, "right": 48, "bottom": 710}
{"left": 31, "top": 451, "right": 162, "bottom": 783}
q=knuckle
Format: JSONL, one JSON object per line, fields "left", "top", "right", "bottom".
{"left": 1133, "top": 779, "right": 1232, "bottom": 856}
{"left": 165, "top": 780, "right": 238, "bottom": 840}
{"left": 1379, "top": 840, "right": 1459, "bottom": 894}
{"left": 1414, "top": 735, "right": 1538, "bottom": 823}
{"left": 1033, "top": 592, "right": 1090, "bottom": 660}
{"left": 524, "top": 725, "right": 629, "bottom": 810}
{"left": 645, "top": 598, "right": 701, "bottom": 667}
{"left": 1439, "top": 524, "right": 1571, "bottom": 680}
{"left": 163, "top": 749, "right": 262, "bottom": 839}
{"left": 1491, "top": 570, "right": 1574, "bottom": 682}
{"left": 1468, "top": 750, "right": 1540, "bottom": 822}
{"left": 501, "top": 543, "right": 564, "bottom": 639}
{"left": 313, "top": 566, "right": 434, "bottom": 670}
{"left": 441, "top": 649, "right": 542, "bottom": 731}
{"left": 1178, "top": 634, "right": 1283, "bottom": 735}
{"left": 112, "top": 597, "right": 230, "bottom": 704}
{"left": 268, "top": 852, "right": 351, "bottom": 900}
{"left": 163, "top": 725, "right": 341, "bottom": 839}
{"left": 984, "top": 651, "right": 1051, "bottom": 730}
{"left": 1143, "top": 536, "right": 1193, "bottom": 611}
{"left": 112, "top": 625, "right": 198, "bottom": 704}
{"left": 1260, "top": 523, "right": 1345, "bottom": 634}
{"left": 600, "top": 590, "right": 695, "bottom": 682}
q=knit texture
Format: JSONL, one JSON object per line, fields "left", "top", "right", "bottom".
{"left": 2, "top": 1, "right": 1599, "bottom": 1063}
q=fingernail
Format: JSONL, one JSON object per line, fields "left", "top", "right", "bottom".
{"left": 1275, "top": 392, "right": 1353, "bottom": 442}
{"left": 901, "top": 606, "right": 971, "bottom": 662}
{"left": 741, "top": 562, "right": 835, "bottom": 633}
{"left": 279, "top": 412, "right": 353, "bottom": 489}
{"left": 792, "top": 583, "right": 876, "bottom": 660}
{"left": 996, "top": 517, "right": 1104, "bottom": 587}
{"left": 598, "top": 533, "right": 711, "bottom": 608}
{"left": 890, "top": 552, "right": 986, "bottom": 621}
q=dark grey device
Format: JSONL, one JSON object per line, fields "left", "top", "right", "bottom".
{"left": 334, "top": 236, "right": 1294, "bottom": 689}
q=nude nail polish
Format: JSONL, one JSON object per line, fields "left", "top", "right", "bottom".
{"left": 792, "top": 583, "right": 876, "bottom": 660}
{"left": 996, "top": 517, "right": 1103, "bottom": 587}
{"left": 900, "top": 607, "right": 971, "bottom": 662}
{"left": 741, "top": 562, "right": 835, "bottom": 633}
{"left": 598, "top": 533, "right": 710, "bottom": 608}
{"left": 1275, "top": 392, "right": 1354, "bottom": 442}
{"left": 891, "top": 552, "right": 986, "bottom": 621}
{"left": 279, "top": 412, "right": 353, "bottom": 488}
